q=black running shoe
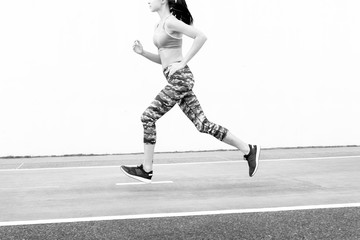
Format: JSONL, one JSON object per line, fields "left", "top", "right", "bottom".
{"left": 244, "top": 144, "right": 261, "bottom": 177}
{"left": 120, "top": 164, "right": 153, "bottom": 183}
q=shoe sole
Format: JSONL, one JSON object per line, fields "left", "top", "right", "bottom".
{"left": 120, "top": 166, "right": 152, "bottom": 183}
{"left": 250, "top": 145, "right": 261, "bottom": 177}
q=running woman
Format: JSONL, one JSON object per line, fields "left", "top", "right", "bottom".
{"left": 121, "top": 0, "right": 260, "bottom": 183}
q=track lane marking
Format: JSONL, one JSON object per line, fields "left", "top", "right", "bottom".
{"left": 0, "top": 186, "right": 60, "bottom": 190}
{"left": 0, "top": 202, "right": 359, "bottom": 227}
{"left": 16, "top": 163, "right": 24, "bottom": 169}
{"left": 116, "top": 181, "right": 173, "bottom": 186}
{"left": 0, "top": 155, "right": 359, "bottom": 172}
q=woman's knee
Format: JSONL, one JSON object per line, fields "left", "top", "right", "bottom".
{"left": 196, "top": 118, "right": 227, "bottom": 141}
{"left": 196, "top": 118, "right": 210, "bottom": 133}
{"left": 141, "top": 112, "right": 157, "bottom": 144}
{"left": 141, "top": 111, "right": 154, "bottom": 126}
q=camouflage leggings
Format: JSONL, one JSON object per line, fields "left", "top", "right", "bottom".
{"left": 141, "top": 65, "right": 228, "bottom": 144}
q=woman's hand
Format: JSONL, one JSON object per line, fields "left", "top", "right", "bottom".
{"left": 167, "top": 62, "right": 186, "bottom": 77}
{"left": 132, "top": 40, "right": 143, "bottom": 55}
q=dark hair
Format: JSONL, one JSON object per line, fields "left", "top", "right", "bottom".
{"left": 168, "top": 0, "right": 193, "bottom": 25}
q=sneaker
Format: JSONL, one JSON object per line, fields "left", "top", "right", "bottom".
{"left": 120, "top": 164, "right": 153, "bottom": 183}
{"left": 244, "top": 144, "right": 261, "bottom": 177}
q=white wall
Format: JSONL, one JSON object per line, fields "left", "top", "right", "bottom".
{"left": 1, "top": 0, "right": 359, "bottom": 157}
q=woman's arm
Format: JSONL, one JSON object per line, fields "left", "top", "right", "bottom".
{"left": 133, "top": 40, "right": 162, "bottom": 65}
{"left": 141, "top": 50, "right": 162, "bottom": 64}
{"left": 165, "top": 19, "right": 207, "bottom": 74}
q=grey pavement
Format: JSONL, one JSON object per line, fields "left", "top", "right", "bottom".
{"left": 0, "top": 146, "right": 360, "bottom": 239}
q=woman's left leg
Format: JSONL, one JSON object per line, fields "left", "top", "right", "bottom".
{"left": 178, "top": 90, "right": 249, "bottom": 154}
{"left": 178, "top": 90, "right": 260, "bottom": 177}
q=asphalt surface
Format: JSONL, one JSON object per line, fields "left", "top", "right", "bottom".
{"left": 0, "top": 146, "right": 360, "bottom": 239}
{"left": 1, "top": 207, "right": 360, "bottom": 240}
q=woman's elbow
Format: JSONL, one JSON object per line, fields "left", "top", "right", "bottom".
{"left": 198, "top": 33, "right": 207, "bottom": 42}
{"left": 201, "top": 33, "right": 207, "bottom": 41}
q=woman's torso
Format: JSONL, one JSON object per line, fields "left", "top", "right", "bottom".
{"left": 153, "top": 15, "right": 183, "bottom": 69}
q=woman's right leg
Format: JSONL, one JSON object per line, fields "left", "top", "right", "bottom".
{"left": 140, "top": 85, "right": 179, "bottom": 172}
{"left": 120, "top": 85, "right": 178, "bottom": 182}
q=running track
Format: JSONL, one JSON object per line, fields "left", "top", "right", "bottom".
{"left": 0, "top": 147, "right": 359, "bottom": 239}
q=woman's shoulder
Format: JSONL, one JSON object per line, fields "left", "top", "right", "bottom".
{"left": 163, "top": 16, "right": 183, "bottom": 39}
{"left": 164, "top": 15, "right": 185, "bottom": 30}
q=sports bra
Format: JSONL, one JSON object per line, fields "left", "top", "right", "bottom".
{"left": 153, "top": 15, "right": 182, "bottom": 50}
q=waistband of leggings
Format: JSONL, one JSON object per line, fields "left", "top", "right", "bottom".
{"left": 163, "top": 61, "right": 183, "bottom": 72}
{"left": 163, "top": 66, "right": 169, "bottom": 73}
{"left": 163, "top": 63, "right": 189, "bottom": 73}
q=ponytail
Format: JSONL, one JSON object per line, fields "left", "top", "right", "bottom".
{"left": 168, "top": 0, "right": 193, "bottom": 25}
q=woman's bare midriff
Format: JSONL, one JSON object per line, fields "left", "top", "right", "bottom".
{"left": 159, "top": 48, "right": 183, "bottom": 69}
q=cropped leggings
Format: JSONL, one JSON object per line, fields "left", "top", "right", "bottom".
{"left": 141, "top": 65, "right": 228, "bottom": 145}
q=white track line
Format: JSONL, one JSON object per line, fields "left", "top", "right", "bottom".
{"left": 116, "top": 181, "right": 173, "bottom": 186}
{"left": 16, "top": 163, "right": 24, "bottom": 169}
{"left": 0, "top": 155, "right": 359, "bottom": 172}
{"left": 0, "top": 186, "right": 59, "bottom": 190}
{"left": 0, "top": 202, "right": 359, "bottom": 227}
